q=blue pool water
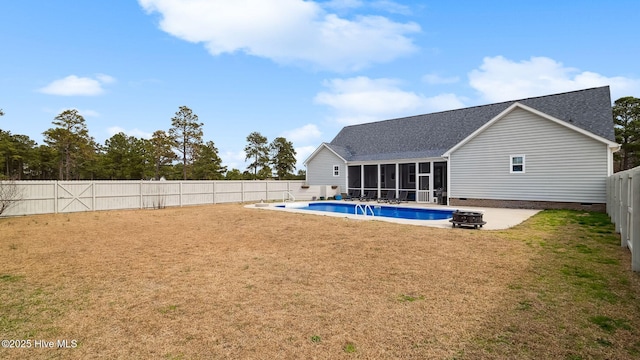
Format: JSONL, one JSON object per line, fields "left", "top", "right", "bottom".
{"left": 278, "top": 202, "right": 454, "bottom": 220}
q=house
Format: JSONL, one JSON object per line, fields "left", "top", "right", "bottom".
{"left": 304, "top": 86, "right": 620, "bottom": 211}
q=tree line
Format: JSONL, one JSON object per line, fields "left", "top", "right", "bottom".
{"left": 0, "top": 106, "right": 303, "bottom": 181}
{"left": 2, "top": 96, "right": 639, "bottom": 180}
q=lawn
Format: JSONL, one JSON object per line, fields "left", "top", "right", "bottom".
{"left": 1, "top": 204, "right": 639, "bottom": 359}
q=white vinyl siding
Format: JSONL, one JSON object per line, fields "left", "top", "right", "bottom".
{"left": 306, "top": 147, "right": 346, "bottom": 192}
{"left": 450, "top": 108, "right": 609, "bottom": 203}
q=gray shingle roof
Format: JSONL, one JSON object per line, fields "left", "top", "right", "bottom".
{"left": 327, "top": 86, "right": 614, "bottom": 162}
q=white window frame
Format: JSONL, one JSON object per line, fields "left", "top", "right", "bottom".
{"left": 333, "top": 165, "right": 340, "bottom": 177}
{"left": 510, "top": 155, "right": 525, "bottom": 174}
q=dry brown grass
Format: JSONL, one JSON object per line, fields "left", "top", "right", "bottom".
{"left": 1, "top": 204, "right": 639, "bottom": 359}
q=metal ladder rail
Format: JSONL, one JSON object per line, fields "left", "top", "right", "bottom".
{"left": 355, "top": 204, "right": 375, "bottom": 216}
{"left": 365, "top": 204, "right": 374, "bottom": 216}
{"left": 282, "top": 191, "right": 296, "bottom": 203}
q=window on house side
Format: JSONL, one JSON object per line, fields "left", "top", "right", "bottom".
{"left": 511, "top": 155, "right": 525, "bottom": 173}
{"left": 333, "top": 165, "right": 340, "bottom": 177}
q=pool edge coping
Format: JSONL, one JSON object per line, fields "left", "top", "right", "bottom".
{"left": 246, "top": 201, "right": 541, "bottom": 230}
{"left": 246, "top": 201, "right": 476, "bottom": 229}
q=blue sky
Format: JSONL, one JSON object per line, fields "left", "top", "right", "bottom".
{"left": 1, "top": 0, "right": 638, "bottom": 171}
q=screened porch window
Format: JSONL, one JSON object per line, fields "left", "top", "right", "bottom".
{"left": 348, "top": 166, "right": 361, "bottom": 189}
{"left": 510, "top": 155, "right": 525, "bottom": 173}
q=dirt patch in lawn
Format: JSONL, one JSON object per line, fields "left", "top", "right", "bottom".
{"left": 1, "top": 204, "right": 639, "bottom": 359}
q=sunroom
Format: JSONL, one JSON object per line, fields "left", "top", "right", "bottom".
{"left": 346, "top": 160, "right": 448, "bottom": 204}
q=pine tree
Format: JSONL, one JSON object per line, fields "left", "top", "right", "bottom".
{"left": 270, "top": 137, "right": 297, "bottom": 179}
{"left": 192, "top": 141, "right": 226, "bottom": 180}
{"left": 148, "top": 130, "right": 177, "bottom": 180}
{"left": 613, "top": 96, "right": 640, "bottom": 171}
{"left": 244, "top": 132, "right": 270, "bottom": 179}
{"left": 43, "top": 109, "right": 94, "bottom": 180}
{"left": 169, "top": 106, "right": 203, "bottom": 180}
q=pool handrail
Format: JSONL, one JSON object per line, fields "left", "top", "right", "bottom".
{"left": 282, "top": 191, "right": 296, "bottom": 203}
{"left": 355, "top": 203, "right": 375, "bottom": 217}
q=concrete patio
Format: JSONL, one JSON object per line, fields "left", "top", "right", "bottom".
{"left": 251, "top": 201, "right": 541, "bottom": 230}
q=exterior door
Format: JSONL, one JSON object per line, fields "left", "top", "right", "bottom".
{"left": 417, "top": 175, "right": 430, "bottom": 203}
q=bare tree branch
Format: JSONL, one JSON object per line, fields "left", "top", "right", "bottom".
{"left": 0, "top": 179, "right": 22, "bottom": 216}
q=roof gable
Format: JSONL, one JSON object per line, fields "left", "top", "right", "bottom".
{"left": 303, "top": 143, "right": 348, "bottom": 165}
{"left": 443, "top": 102, "right": 620, "bottom": 156}
{"left": 328, "top": 86, "right": 615, "bottom": 162}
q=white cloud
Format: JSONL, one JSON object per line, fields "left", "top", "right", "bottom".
{"left": 421, "top": 93, "right": 468, "bottom": 111}
{"left": 469, "top": 56, "right": 640, "bottom": 102}
{"left": 138, "top": 0, "right": 419, "bottom": 72}
{"left": 314, "top": 76, "right": 466, "bottom": 125}
{"left": 46, "top": 107, "right": 100, "bottom": 118}
{"left": 322, "top": 0, "right": 410, "bottom": 15}
{"left": 78, "top": 109, "right": 100, "bottom": 117}
{"left": 106, "top": 126, "right": 152, "bottom": 139}
{"left": 295, "top": 145, "right": 318, "bottom": 169}
{"left": 96, "top": 74, "right": 116, "bottom": 84}
{"left": 371, "top": 1, "right": 411, "bottom": 15}
{"left": 422, "top": 73, "right": 460, "bottom": 85}
{"left": 107, "top": 126, "right": 126, "bottom": 136}
{"left": 322, "top": 0, "right": 363, "bottom": 11}
{"left": 39, "top": 74, "right": 116, "bottom": 96}
{"left": 281, "top": 124, "right": 322, "bottom": 144}
{"left": 222, "top": 150, "right": 248, "bottom": 171}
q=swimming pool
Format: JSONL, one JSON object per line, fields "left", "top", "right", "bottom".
{"left": 277, "top": 202, "right": 454, "bottom": 220}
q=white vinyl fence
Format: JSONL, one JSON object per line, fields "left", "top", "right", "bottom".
{"left": 607, "top": 166, "right": 640, "bottom": 272}
{"left": 0, "top": 180, "right": 325, "bottom": 217}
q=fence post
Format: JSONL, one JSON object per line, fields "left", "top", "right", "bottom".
{"left": 621, "top": 175, "right": 629, "bottom": 247}
{"left": 606, "top": 177, "right": 612, "bottom": 217}
{"left": 632, "top": 170, "right": 640, "bottom": 271}
{"left": 54, "top": 181, "right": 58, "bottom": 214}
{"left": 614, "top": 174, "right": 622, "bottom": 234}
{"left": 140, "top": 181, "right": 143, "bottom": 209}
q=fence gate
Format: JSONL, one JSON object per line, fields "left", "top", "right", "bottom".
{"left": 57, "top": 182, "right": 94, "bottom": 213}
